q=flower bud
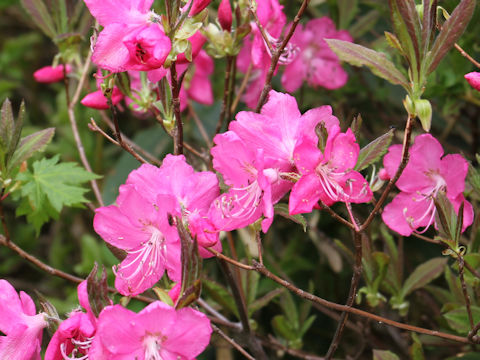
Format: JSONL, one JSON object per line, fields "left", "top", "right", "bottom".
{"left": 218, "top": 0, "right": 233, "bottom": 31}
{"left": 465, "top": 72, "right": 480, "bottom": 91}
{"left": 33, "top": 64, "right": 71, "bottom": 83}
{"left": 189, "top": 0, "right": 211, "bottom": 16}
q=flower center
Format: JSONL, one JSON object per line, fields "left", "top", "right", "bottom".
{"left": 143, "top": 334, "right": 165, "bottom": 360}
{"left": 215, "top": 180, "right": 263, "bottom": 221}
{"left": 60, "top": 336, "right": 93, "bottom": 360}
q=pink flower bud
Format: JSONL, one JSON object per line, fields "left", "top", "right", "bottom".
{"left": 80, "top": 87, "right": 123, "bottom": 110}
{"left": 378, "top": 168, "right": 390, "bottom": 181}
{"left": 218, "top": 0, "right": 232, "bottom": 31}
{"left": 465, "top": 72, "right": 480, "bottom": 91}
{"left": 33, "top": 64, "right": 71, "bottom": 83}
{"left": 189, "top": 0, "right": 211, "bottom": 16}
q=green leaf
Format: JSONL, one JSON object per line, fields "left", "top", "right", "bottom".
{"left": 274, "top": 203, "right": 307, "bottom": 231}
{"left": 391, "top": 0, "right": 422, "bottom": 65}
{"left": 16, "top": 155, "right": 100, "bottom": 232}
{"left": 271, "top": 315, "right": 297, "bottom": 341}
{"left": 21, "top": 0, "right": 57, "bottom": 38}
{"left": 0, "top": 99, "right": 14, "bottom": 156}
{"left": 7, "top": 101, "right": 25, "bottom": 165}
{"left": 427, "top": 0, "right": 475, "bottom": 74}
{"left": 443, "top": 306, "right": 480, "bottom": 334}
{"left": 401, "top": 257, "right": 448, "bottom": 298}
{"left": 373, "top": 350, "right": 400, "bottom": 360}
{"left": 467, "top": 161, "right": 480, "bottom": 196}
{"left": 203, "top": 279, "right": 239, "bottom": 318}
{"left": 355, "top": 128, "right": 395, "bottom": 171}
{"left": 8, "top": 128, "right": 55, "bottom": 172}
{"left": 421, "top": 0, "right": 438, "bottom": 54}
{"left": 326, "top": 39, "right": 409, "bottom": 90}
{"left": 299, "top": 314, "right": 316, "bottom": 337}
{"left": 409, "top": 333, "right": 425, "bottom": 360}
{"left": 249, "top": 288, "right": 284, "bottom": 316}
{"left": 338, "top": 0, "right": 358, "bottom": 29}
{"left": 414, "top": 99, "right": 432, "bottom": 132}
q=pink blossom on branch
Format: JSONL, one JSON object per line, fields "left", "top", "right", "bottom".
{"left": 381, "top": 134, "right": 473, "bottom": 236}
{"left": 0, "top": 279, "right": 48, "bottom": 360}
{"left": 289, "top": 124, "right": 372, "bottom": 214}
{"left": 282, "top": 17, "right": 353, "bottom": 93}
{"left": 90, "top": 301, "right": 211, "bottom": 360}
{"left": 94, "top": 186, "right": 182, "bottom": 296}
{"left": 84, "top": 0, "right": 171, "bottom": 72}
{"left": 33, "top": 64, "right": 71, "bottom": 83}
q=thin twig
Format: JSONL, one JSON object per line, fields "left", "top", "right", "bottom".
{"left": 65, "top": 51, "right": 104, "bottom": 207}
{"left": 212, "top": 324, "right": 256, "bottom": 360}
{"left": 255, "top": 0, "right": 310, "bottom": 112}
{"left": 170, "top": 62, "right": 183, "bottom": 155}
{"left": 454, "top": 43, "right": 480, "bottom": 69}
{"left": 206, "top": 247, "right": 256, "bottom": 271}
{"left": 325, "top": 230, "right": 363, "bottom": 359}
{"left": 187, "top": 102, "right": 212, "bottom": 148}
{"left": 318, "top": 201, "right": 356, "bottom": 230}
{"left": 359, "top": 113, "right": 415, "bottom": 232}
{"left": 252, "top": 261, "right": 471, "bottom": 344}
{"left": 458, "top": 256, "right": 475, "bottom": 330}
{"left": 216, "top": 56, "right": 235, "bottom": 134}
{"left": 231, "top": 63, "right": 253, "bottom": 114}
{"left": 248, "top": 1, "right": 274, "bottom": 52}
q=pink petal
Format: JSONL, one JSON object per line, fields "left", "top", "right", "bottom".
{"left": 96, "top": 305, "right": 144, "bottom": 356}
{"left": 92, "top": 24, "right": 132, "bottom": 72}
{"left": 465, "top": 72, "right": 480, "bottom": 91}
{"left": 338, "top": 170, "right": 372, "bottom": 204}
{"left": 328, "top": 129, "right": 359, "bottom": 171}
{"left": 80, "top": 87, "right": 123, "bottom": 110}
{"left": 281, "top": 56, "right": 307, "bottom": 93}
{"left": 189, "top": 0, "right": 211, "bottom": 16}
{"left": 440, "top": 154, "right": 468, "bottom": 200}
{"left": 83, "top": 0, "right": 152, "bottom": 26}
{"left": 136, "top": 301, "right": 176, "bottom": 334}
{"left": 162, "top": 307, "right": 212, "bottom": 358}
{"left": 289, "top": 174, "right": 323, "bottom": 214}
{"left": 450, "top": 194, "right": 474, "bottom": 232}
{"left": 293, "top": 137, "right": 321, "bottom": 176}
{"left": 218, "top": 0, "right": 232, "bottom": 31}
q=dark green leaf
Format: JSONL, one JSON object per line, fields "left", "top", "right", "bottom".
{"left": 373, "top": 350, "right": 400, "bottom": 360}
{"left": 394, "top": 0, "right": 422, "bottom": 64}
{"left": 7, "top": 101, "right": 25, "bottom": 164}
{"left": 401, "top": 257, "right": 448, "bottom": 297}
{"left": 325, "top": 39, "right": 409, "bottom": 89}
{"left": 427, "top": 0, "right": 475, "bottom": 74}
{"left": 0, "top": 99, "right": 14, "bottom": 156}
{"left": 21, "top": 0, "right": 57, "bottom": 38}
{"left": 249, "top": 288, "right": 284, "bottom": 316}
{"left": 203, "top": 279, "right": 239, "bottom": 318}
{"left": 409, "top": 333, "right": 425, "bottom": 360}
{"left": 389, "top": 0, "right": 418, "bottom": 70}
{"left": 444, "top": 306, "right": 480, "bottom": 334}
{"left": 350, "top": 113, "right": 362, "bottom": 139}
{"left": 299, "top": 314, "right": 316, "bottom": 337}
{"left": 421, "top": 0, "right": 437, "bottom": 54}
{"left": 8, "top": 128, "right": 55, "bottom": 172}
{"left": 274, "top": 204, "right": 307, "bottom": 231}
{"left": 338, "top": 0, "right": 358, "bottom": 29}
{"left": 86, "top": 264, "right": 111, "bottom": 318}
{"left": 272, "top": 315, "right": 297, "bottom": 341}
{"left": 355, "top": 128, "right": 395, "bottom": 171}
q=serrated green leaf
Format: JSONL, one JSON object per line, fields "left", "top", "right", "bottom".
{"left": 21, "top": 0, "right": 57, "bottom": 38}
{"left": 443, "top": 306, "right": 480, "bottom": 334}
{"left": 249, "top": 288, "right": 284, "bottom": 316}
{"left": 274, "top": 203, "right": 307, "bottom": 231}
{"left": 427, "top": 0, "right": 475, "bottom": 74}
{"left": 355, "top": 128, "right": 395, "bottom": 171}
{"left": 373, "top": 350, "right": 400, "bottom": 360}
{"left": 326, "top": 39, "right": 409, "bottom": 90}
{"left": 401, "top": 257, "right": 448, "bottom": 297}
{"left": 8, "top": 128, "right": 55, "bottom": 172}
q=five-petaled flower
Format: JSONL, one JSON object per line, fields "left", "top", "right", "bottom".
{"left": 382, "top": 134, "right": 474, "bottom": 236}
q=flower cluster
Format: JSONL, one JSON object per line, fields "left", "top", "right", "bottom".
{"left": 0, "top": 279, "right": 211, "bottom": 360}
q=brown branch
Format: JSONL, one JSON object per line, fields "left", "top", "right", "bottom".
{"left": 318, "top": 201, "right": 356, "bottom": 230}
{"left": 65, "top": 51, "right": 104, "bottom": 207}
{"left": 212, "top": 324, "right": 256, "bottom": 360}
{"left": 359, "top": 113, "right": 415, "bottom": 232}
{"left": 206, "top": 247, "right": 256, "bottom": 271}
{"left": 252, "top": 260, "right": 471, "bottom": 344}
{"left": 170, "top": 62, "right": 183, "bottom": 155}
{"left": 255, "top": 0, "right": 310, "bottom": 112}
{"left": 454, "top": 43, "right": 480, "bottom": 69}
{"left": 458, "top": 256, "right": 475, "bottom": 330}
{"left": 216, "top": 56, "right": 235, "bottom": 135}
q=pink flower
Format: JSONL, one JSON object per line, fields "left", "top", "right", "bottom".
{"left": 84, "top": 0, "right": 171, "bottom": 72}
{"left": 282, "top": 17, "right": 353, "bottom": 93}
{"left": 465, "top": 72, "right": 480, "bottom": 91}
{"left": 210, "top": 131, "right": 276, "bottom": 232}
{"left": 91, "top": 301, "right": 211, "bottom": 360}
{"left": 188, "top": 0, "right": 211, "bottom": 16}
{"left": 218, "top": 0, "right": 232, "bottom": 31}
{"left": 45, "top": 281, "right": 103, "bottom": 360}
{"left": 125, "top": 154, "right": 221, "bottom": 257}
{"left": 94, "top": 185, "right": 181, "bottom": 296}
{"left": 237, "top": 0, "right": 287, "bottom": 108}
{"left": 382, "top": 134, "right": 474, "bottom": 236}
{"left": 290, "top": 123, "right": 372, "bottom": 214}
{"left": 33, "top": 64, "right": 71, "bottom": 83}
{"left": 0, "top": 279, "right": 48, "bottom": 360}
